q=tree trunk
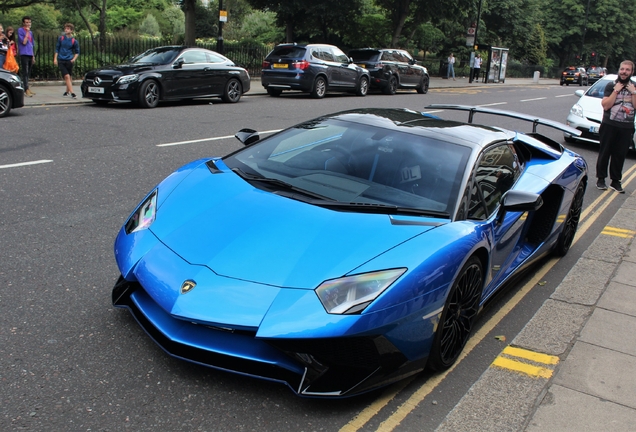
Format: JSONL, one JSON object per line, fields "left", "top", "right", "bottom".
{"left": 391, "top": 0, "right": 411, "bottom": 48}
{"left": 183, "top": 0, "right": 196, "bottom": 46}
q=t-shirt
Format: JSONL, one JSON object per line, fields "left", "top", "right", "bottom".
{"left": 474, "top": 57, "right": 482, "bottom": 68}
{"left": 603, "top": 81, "right": 635, "bottom": 129}
{"left": 17, "top": 27, "right": 34, "bottom": 56}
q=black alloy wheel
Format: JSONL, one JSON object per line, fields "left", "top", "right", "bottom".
{"left": 138, "top": 80, "right": 160, "bottom": 108}
{"left": 417, "top": 76, "right": 429, "bottom": 94}
{"left": 554, "top": 181, "right": 586, "bottom": 256}
{"left": 383, "top": 75, "right": 398, "bottom": 95}
{"left": 0, "top": 85, "right": 13, "bottom": 118}
{"left": 356, "top": 76, "right": 369, "bottom": 96}
{"left": 310, "top": 76, "right": 327, "bottom": 99}
{"left": 222, "top": 79, "right": 242, "bottom": 103}
{"left": 428, "top": 256, "right": 483, "bottom": 371}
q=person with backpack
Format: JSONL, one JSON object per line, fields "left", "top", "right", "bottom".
{"left": 54, "top": 23, "right": 80, "bottom": 99}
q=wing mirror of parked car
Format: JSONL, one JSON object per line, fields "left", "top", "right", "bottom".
{"left": 173, "top": 58, "right": 185, "bottom": 69}
{"left": 497, "top": 190, "right": 543, "bottom": 225}
{"left": 575, "top": 90, "right": 585, "bottom": 97}
{"left": 235, "top": 128, "right": 260, "bottom": 146}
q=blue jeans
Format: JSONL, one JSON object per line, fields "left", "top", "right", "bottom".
{"left": 0, "top": 53, "right": 6, "bottom": 69}
{"left": 447, "top": 63, "right": 455, "bottom": 79}
{"left": 20, "top": 55, "right": 32, "bottom": 90}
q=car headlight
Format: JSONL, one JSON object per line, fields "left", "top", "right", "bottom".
{"left": 570, "top": 104, "right": 584, "bottom": 118}
{"left": 117, "top": 74, "right": 139, "bottom": 85}
{"left": 316, "top": 268, "right": 406, "bottom": 314}
{"left": 125, "top": 190, "right": 157, "bottom": 234}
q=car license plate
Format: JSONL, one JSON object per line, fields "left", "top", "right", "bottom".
{"left": 273, "top": 63, "right": 288, "bottom": 69}
{"left": 357, "top": 64, "right": 366, "bottom": 68}
{"left": 88, "top": 87, "right": 104, "bottom": 94}
{"left": 589, "top": 126, "right": 599, "bottom": 133}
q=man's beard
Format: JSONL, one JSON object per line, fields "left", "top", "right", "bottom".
{"left": 617, "top": 74, "right": 632, "bottom": 84}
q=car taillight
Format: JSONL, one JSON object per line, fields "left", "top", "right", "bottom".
{"left": 562, "top": 72, "right": 567, "bottom": 75}
{"left": 575, "top": 72, "right": 580, "bottom": 76}
{"left": 262, "top": 60, "right": 271, "bottom": 68}
{"left": 293, "top": 60, "right": 310, "bottom": 70}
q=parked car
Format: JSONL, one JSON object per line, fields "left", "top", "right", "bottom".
{"left": 586, "top": 66, "right": 607, "bottom": 83}
{"left": 560, "top": 66, "right": 588, "bottom": 86}
{"left": 0, "top": 69, "right": 24, "bottom": 118}
{"left": 261, "top": 43, "right": 370, "bottom": 98}
{"left": 81, "top": 46, "right": 251, "bottom": 108}
{"left": 565, "top": 74, "right": 636, "bottom": 146}
{"left": 348, "top": 48, "right": 429, "bottom": 95}
{"left": 112, "top": 105, "right": 587, "bottom": 397}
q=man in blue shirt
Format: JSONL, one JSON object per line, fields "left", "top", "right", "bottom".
{"left": 54, "top": 23, "right": 80, "bottom": 99}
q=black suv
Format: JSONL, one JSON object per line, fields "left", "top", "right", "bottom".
{"left": 261, "top": 43, "right": 370, "bottom": 98}
{"left": 348, "top": 48, "right": 429, "bottom": 95}
{"left": 0, "top": 69, "right": 24, "bottom": 118}
{"left": 560, "top": 66, "right": 588, "bottom": 86}
{"left": 586, "top": 66, "right": 607, "bottom": 83}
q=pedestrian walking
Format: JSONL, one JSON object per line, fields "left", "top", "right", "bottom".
{"left": 596, "top": 60, "right": 636, "bottom": 193}
{"left": 54, "top": 23, "right": 80, "bottom": 99}
{"left": 473, "top": 53, "right": 482, "bottom": 82}
{"left": 447, "top": 53, "right": 456, "bottom": 80}
{"left": 0, "top": 24, "right": 8, "bottom": 68}
{"left": 17, "top": 16, "right": 35, "bottom": 97}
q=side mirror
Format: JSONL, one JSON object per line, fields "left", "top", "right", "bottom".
{"left": 497, "top": 190, "right": 543, "bottom": 225}
{"left": 235, "top": 128, "right": 260, "bottom": 146}
{"left": 173, "top": 58, "right": 185, "bottom": 69}
{"left": 574, "top": 90, "right": 584, "bottom": 97}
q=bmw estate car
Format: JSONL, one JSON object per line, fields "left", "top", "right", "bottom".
{"left": 349, "top": 48, "right": 429, "bottom": 95}
{"left": 112, "top": 106, "right": 587, "bottom": 397}
{"left": 565, "top": 74, "right": 636, "bottom": 145}
{"left": 261, "top": 43, "right": 370, "bottom": 98}
{"left": 0, "top": 68, "right": 24, "bottom": 118}
{"left": 81, "top": 46, "right": 250, "bottom": 108}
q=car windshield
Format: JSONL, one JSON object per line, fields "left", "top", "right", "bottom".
{"left": 129, "top": 47, "right": 180, "bottom": 65}
{"left": 224, "top": 118, "right": 471, "bottom": 216}
{"left": 268, "top": 46, "right": 307, "bottom": 59}
{"left": 587, "top": 67, "right": 602, "bottom": 73}
{"left": 585, "top": 78, "right": 612, "bottom": 99}
{"left": 349, "top": 50, "right": 380, "bottom": 62}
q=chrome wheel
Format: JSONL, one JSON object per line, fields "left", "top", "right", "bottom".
{"left": 0, "top": 85, "right": 12, "bottom": 118}
{"left": 139, "top": 80, "right": 159, "bottom": 108}
{"left": 222, "top": 79, "right": 242, "bottom": 103}
{"left": 311, "top": 77, "right": 327, "bottom": 99}
{"left": 356, "top": 76, "right": 369, "bottom": 96}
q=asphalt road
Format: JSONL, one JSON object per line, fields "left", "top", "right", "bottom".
{"left": 1, "top": 85, "right": 633, "bottom": 431}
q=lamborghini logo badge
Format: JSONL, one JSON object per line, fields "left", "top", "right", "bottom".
{"left": 180, "top": 280, "right": 196, "bottom": 294}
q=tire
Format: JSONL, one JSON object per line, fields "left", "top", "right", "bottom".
{"left": 554, "top": 181, "right": 586, "bottom": 256}
{"left": 427, "top": 256, "right": 483, "bottom": 371}
{"left": 267, "top": 88, "right": 282, "bottom": 97}
{"left": 383, "top": 75, "right": 398, "bottom": 95}
{"left": 222, "top": 78, "right": 242, "bottom": 103}
{"left": 310, "top": 76, "right": 327, "bottom": 99}
{"left": 356, "top": 76, "right": 369, "bottom": 96}
{"left": 138, "top": 80, "right": 160, "bottom": 108}
{"left": 92, "top": 99, "right": 109, "bottom": 106}
{"left": 0, "top": 84, "right": 13, "bottom": 118}
{"left": 560, "top": 81, "right": 564, "bottom": 86}
{"left": 417, "top": 76, "right": 429, "bottom": 94}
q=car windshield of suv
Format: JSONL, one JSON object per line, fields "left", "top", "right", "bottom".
{"left": 130, "top": 47, "right": 180, "bottom": 65}
{"left": 588, "top": 67, "right": 602, "bottom": 73}
{"left": 349, "top": 50, "right": 380, "bottom": 62}
{"left": 224, "top": 118, "right": 471, "bottom": 216}
{"left": 268, "top": 46, "right": 306, "bottom": 58}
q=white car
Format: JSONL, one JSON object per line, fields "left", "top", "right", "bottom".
{"left": 565, "top": 74, "right": 636, "bottom": 147}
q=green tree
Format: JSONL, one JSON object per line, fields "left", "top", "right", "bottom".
{"left": 139, "top": 13, "right": 161, "bottom": 36}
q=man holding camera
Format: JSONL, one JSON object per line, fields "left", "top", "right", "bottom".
{"left": 596, "top": 60, "right": 636, "bottom": 193}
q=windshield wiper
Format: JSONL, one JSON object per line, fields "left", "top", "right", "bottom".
{"left": 309, "top": 201, "right": 450, "bottom": 218}
{"left": 231, "top": 168, "right": 332, "bottom": 201}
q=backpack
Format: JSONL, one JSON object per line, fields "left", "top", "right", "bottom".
{"left": 59, "top": 35, "right": 76, "bottom": 48}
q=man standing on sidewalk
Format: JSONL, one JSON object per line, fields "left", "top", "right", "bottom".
{"left": 17, "top": 16, "right": 35, "bottom": 97}
{"left": 596, "top": 60, "right": 636, "bottom": 193}
{"left": 54, "top": 23, "right": 80, "bottom": 99}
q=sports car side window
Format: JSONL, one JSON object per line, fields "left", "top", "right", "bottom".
{"left": 469, "top": 144, "right": 519, "bottom": 219}
{"left": 180, "top": 50, "right": 208, "bottom": 64}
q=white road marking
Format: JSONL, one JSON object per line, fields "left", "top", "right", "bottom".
{"left": 555, "top": 94, "right": 575, "bottom": 98}
{"left": 520, "top": 97, "right": 547, "bottom": 102}
{"left": 0, "top": 160, "right": 53, "bottom": 169}
{"left": 156, "top": 129, "right": 282, "bottom": 147}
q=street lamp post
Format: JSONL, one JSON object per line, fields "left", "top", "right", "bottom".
{"left": 469, "top": 0, "right": 483, "bottom": 83}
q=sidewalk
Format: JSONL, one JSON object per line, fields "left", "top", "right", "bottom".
{"left": 436, "top": 187, "right": 636, "bottom": 431}
{"left": 25, "top": 76, "right": 561, "bottom": 106}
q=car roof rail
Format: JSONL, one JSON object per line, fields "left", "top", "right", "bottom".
{"left": 424, "top": 104, "right": 582, "bottom": 136}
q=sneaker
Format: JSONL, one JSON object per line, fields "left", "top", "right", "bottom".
{"left": 71, "top": 93, "right": 77, "bottom": 99}
{"left": 63, "top": 92, "right": 69, "bottom": 97}
{"left": 25, "top": 89, "right": 34, "bottom": 97}
{"left": 596, "top": 179, "right": 607, "bottom": 190}
{"left": 610, "top": 181, "right": 625, "bottom": 193}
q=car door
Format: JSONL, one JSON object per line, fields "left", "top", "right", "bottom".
{"left": 330, "top": 47, "right": 357, "bottom": 89}
{"left": 203, "top": 51, "right": 233, "bottom": 96}
{"left": 399, "top": 51, "right": 421, "bottom": 86}
{"left": 467, "top": 143, "right": 526, "bottom": 299}
{"left": 172, "top": 49, "right": 210, "bottom": 98}
{"left": 309, "top": 46, "right": 336, "bottom": 85}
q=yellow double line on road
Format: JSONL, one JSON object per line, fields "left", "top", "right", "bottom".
{"left": 601, "top": 226, "right": 636, "bottom": 238}
{"left": 492, "top": 346, "right": 559, "bottom": 379}
{"left": 341, "top": 163, "right": 636, "bottom": 432}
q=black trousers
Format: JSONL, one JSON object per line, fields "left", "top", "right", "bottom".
{"left": 473, "top": 68, "right": 481, "bottom": 81}
{"left": 596, "top": 123, "right": 634, "bottom": 182}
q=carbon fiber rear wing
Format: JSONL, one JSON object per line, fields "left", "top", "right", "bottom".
{"left": 424, "top": 104, "right": 582, "bottom": 137}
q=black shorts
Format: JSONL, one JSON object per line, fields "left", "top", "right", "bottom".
{"left": 58, "top": 60, "right": 73, "bottom": 77}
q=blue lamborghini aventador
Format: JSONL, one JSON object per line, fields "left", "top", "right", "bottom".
{"left": 112, "top": 106, "right": 587, "bottom": 397}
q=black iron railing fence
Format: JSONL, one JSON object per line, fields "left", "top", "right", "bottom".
{"left": 27, "top": 35, "right": 271, "bottom": 80}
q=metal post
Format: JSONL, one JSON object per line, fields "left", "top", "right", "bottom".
{"left": 469, "top": 0, "right": 483, "bottom": 83}
{"left": 580, "top": 0, "right": 591, "bottom": 64}
{"left": 217, "top": 0, "right": 224, "bottom": 54}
